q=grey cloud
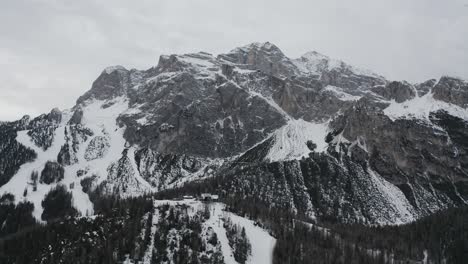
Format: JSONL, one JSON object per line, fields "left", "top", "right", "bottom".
{"left": 1, "top": 0, "right": 467, "bottom": 120}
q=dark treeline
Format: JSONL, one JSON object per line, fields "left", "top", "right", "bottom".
{"left": 0, "top": 195, "right": 153, "bottom": 264}
{"left": 223, "top": 196, "right": 383, "bottom": 264}
{"left": 1, "top": 171, "right": 467, "bottom": 263}
{"left": 41, "top": 185, "right": 78, "bottom": 221}
{"left": 150, "top": 203, "right": 224, "bottom": 264}
{"left": 223, "top": 216, "right": 251, "bottom": 264}
{"left": 153, "top": 176, "right": 468, "bottom": 264}
{"left": 0, "top": 193, "right": 37, "bottom": 238}
{"left": 224, "top": 196, "right": 468, "bottom": 264}
{"left": 328, "top": 205, "right": 468, "bottom": 264}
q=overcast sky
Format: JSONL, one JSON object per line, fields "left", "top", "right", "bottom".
{"left": 1, "top": 0, "right": 467, "bottom": 121}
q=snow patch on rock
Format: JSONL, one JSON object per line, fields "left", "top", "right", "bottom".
{"left": 265, "top": 119, "right": 329, "bottom": 162}
{"left": 383, "top": 92, "right": 468, "bottom": 121}
{"left": 84, "top": 136, "right": 110, "bottom": 161}
{"left": 294, "top": 51, "right": 381, "bottom": 78}
{"left": 324, "top": 85, "right": 362, "bottom": 101}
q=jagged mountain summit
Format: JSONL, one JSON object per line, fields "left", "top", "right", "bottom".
{"left": 0, "top": 42, "right": 467, "bottom": 225}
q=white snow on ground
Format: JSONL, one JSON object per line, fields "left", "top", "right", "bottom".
{"left": 0, "top": 126, "right": 67, "bottom": 220}
{"left": 383, "top": 92, "right": 468, "bottom": 121}
{"left": 79, "top": 97, "right": 151, "bottom": 195}
{"left": 79, "top": 98, "right": 153, "bottom": 197}
{"left": 152, "top": 199, "right": 276, "bottom": 264}
{"left": 234, "top": 68, "right": 257, "bottom": 74}
{"left": 206, "top": 204, "right": 238, "bottom": 264}
{"left": 324, "top": 85, "right": 362, "bottom": 101}
{"left": 223, "top": 206, "right": 276, "bottom": 264}
{"left": 142, "top": 208, "right": 160, "bottom": 264}
{"left": 0, "top": 116, "right": 95, "bottom": 220}
{"left": 265, "top": 119, "right": 329, "bottom": 162}
{"left": 79, "top": 97, "right": 129, "bottom": 185}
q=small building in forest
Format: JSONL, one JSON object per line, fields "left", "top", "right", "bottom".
{"left": 201, "top": 193, "right": 219, "bottom": 201}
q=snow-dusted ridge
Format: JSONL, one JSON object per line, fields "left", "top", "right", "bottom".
{"left": 103, "top": 65, "right": 127, "bottom": 74}
{"left": 384, "top": 92, "right": 468, "bottom": 121}
{"left": 293, "top": 50, "right": 383, "bottom": 79}
{"left": 324, "top": 85, "right": 362, "bottom": 101}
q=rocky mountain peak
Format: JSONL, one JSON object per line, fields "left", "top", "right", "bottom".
{"left": 76, "top": 65, "right": 135, "bottom": 105}
{"left": 433, "top": 76, "right": 468, "bottom": 108}
{"left": 218, "top": 41, "right": 297, "bottom": 77}
{"left": 230, "top": 41, "right": 285, "bottom": 56}
{"left": 371, "top": 81, "right": 416, "bottom": 103}
{"left": 294, "top": 50, "right": 383, "bottom": 80}
{"left": 102, "top": 65, "right": 128, "bottom": 75}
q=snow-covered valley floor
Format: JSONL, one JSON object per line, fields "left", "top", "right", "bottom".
{"left": 153, "top": 199, "right": 276, "bottom": 264}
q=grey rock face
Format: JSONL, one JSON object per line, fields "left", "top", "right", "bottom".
{"left": 118, "top": 61, "right": 286, "bottom": 158}
{"left": 76, "top": 66, "right": 143, "bottom": 104}
{"left": 433, "top": 76, "right": 468, "bottom": 108}
{"left": 68, "top": 107, "right": 83, "bottom": 125}
{"left": 57, "top": 125, "right": 93, "bottom": 166}
{"left": 84, "top": 136, "right": 110, "bottom": 161}
{"left": 270, "top": 77, "right": 353, "bottom": 122}
{"left": 27, "top": 108, "right": 63, "bottom": 151}
{"left": 97, "top": 148, "right": 146, "bottom": 196}
{"left": 327, "top": 99, "right": 468, "bottom": 213}
{"left": 135, "top": 148, "right": 220, "bottom": 192}
{"left": 218, "top": 42, "right": 298, "bottom": 78}
{"left": 371, "top": 81, "right": 416, "bottom": 103}
{"left": 415, "top": 79, "right": 437, "bottom": 96}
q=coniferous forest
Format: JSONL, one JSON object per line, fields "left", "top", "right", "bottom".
{"left": 0, "top": 179, "right": 467, "bottom": 264}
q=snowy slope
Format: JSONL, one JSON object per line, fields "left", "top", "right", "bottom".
{"left": 265, "top": 119, "right": 329, "bottom": 162}
{"left": 224, "top": 207, "right": 276, "bottom": 264}
{"left": 293, "top": 51, "right": 382, "bottom": 78}
{"left": 384, "top": 92, "right": 468, "bottom": 121}
{"left": 0, "top": 124, "right": 84, "bottom": 221}
{"left": 0, "top": 97, "right": 155, "bottom": 221}
{"left": 324, "top": 85, "right": 362, "bottom": 101}
{"left": 153, "top": 199, "right": 276, "bottom": 264}
{"left": 0, "top": 113, "right": 100, "bottom": 220}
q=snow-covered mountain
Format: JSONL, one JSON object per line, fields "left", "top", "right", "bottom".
{"left": 1, "top": 42, "right": 467, "bottom": 225}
